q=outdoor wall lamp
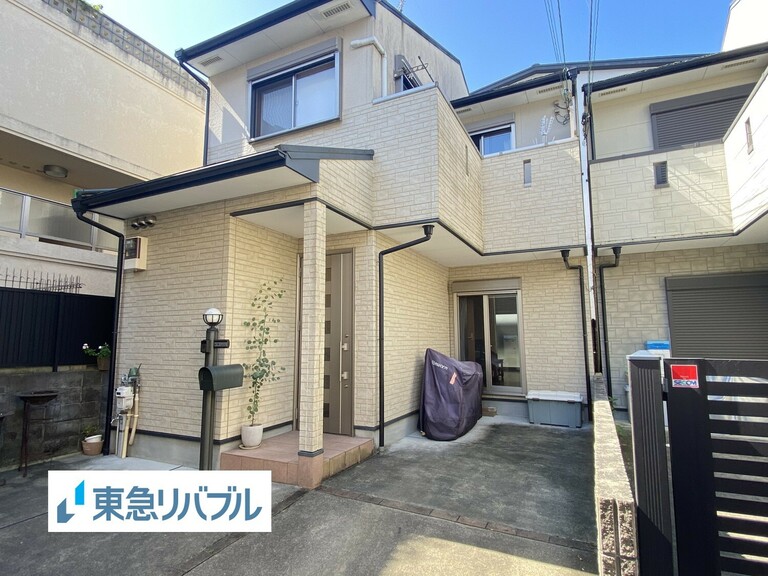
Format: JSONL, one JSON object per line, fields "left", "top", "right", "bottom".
{"left": 130, "top": 215, "right": 157, "bottom": 230}
{"left": 203, "top": 308, "right": 223, "bottom": 327}
{"left": 43, "top": 164, "right": 68, "bottom": 178}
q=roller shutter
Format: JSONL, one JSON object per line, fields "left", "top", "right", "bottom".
{"left": 666, "top": 272, "right": 768, "bottom": 359}
{"left": 651, "top": 84, "right": 753, "bottom": 150}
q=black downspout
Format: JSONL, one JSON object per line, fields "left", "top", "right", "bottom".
{"left": 561, "top": 250, "right": 593, "bottom": 421}
{"left": 598, "top": 246, "right": 622, "bottom": 398}
{"left": 176, "top": 52, "right": 210, "bottom": 166}
{"left": 74, "top": 208, "right": 124, "bottom": 455}
{"left": 378, "top": 225, "right": 434, "bottom": 447}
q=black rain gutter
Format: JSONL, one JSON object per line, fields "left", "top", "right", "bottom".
{"left": 71, "top": 207, "right": 124, "bottom": 456}
{"left": 177, "top": 0, "right": 375, "bottom": 62}
{"left": 378, "top": 224, "right": 434, "bottom": 447}
{"left": 561, "top": 250, "right": 593, "bottom": 421}
{"left": 452, "top": 72, "right": 565, "bottom": 109}
{"left": 598, "top": 247, "right": 622, "bottom": 398}
{"left": 73, "top": 149, "right": 298, "bottom": 213}
{"left": 583, "top": 41, "right": 768, "bottom": 94}
{"left": 176, "top": 56, "right": 210, "bottom": 166}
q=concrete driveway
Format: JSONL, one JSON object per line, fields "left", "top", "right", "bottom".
{"left": 0, "top": 417, "right": 596, "bottom": 575}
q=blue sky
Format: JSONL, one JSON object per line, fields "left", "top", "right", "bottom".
{"left": 99, "top": 0, "right": 731, "bottom": 91}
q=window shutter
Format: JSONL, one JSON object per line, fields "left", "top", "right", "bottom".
{"left": 653, "top": 98, "right": 748, "bottom": 149}
{"left": 666, "top": 273, "right": 768, "bottom": 359}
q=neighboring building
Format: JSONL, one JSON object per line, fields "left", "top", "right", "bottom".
{"left": 0, "top": 0, "right": 205, "bottom": 296}
{"left": 70, "top": 0, "right": 768, "bottom": 488}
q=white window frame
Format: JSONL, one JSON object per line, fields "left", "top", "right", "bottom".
{"left": 470, "top": 124, "right": 516, "bottom": 157}
{"left": 249, "top": 52, "right": 340, "bottom": 140}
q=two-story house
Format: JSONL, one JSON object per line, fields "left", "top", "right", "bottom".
{"left": 71, "top": 0, "right": 768, "bottom": 489}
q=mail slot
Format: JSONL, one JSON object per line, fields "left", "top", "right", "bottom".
{"left": 198, "top": 364, "right": 244, "bottom": 391}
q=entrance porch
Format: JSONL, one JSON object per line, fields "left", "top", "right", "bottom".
{"left": 220, "top": 431, "right": 374, "bottom": 485}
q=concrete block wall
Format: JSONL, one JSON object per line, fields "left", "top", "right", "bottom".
{"left": 591, "top": 143, "right": 733, "bottom": 245}
{"left": 600, "top": 243, "right": 768, "bottom": 391}
{"left": 449, "top": 256, "right": 590, "bottom": 399}
{"left": 0, "top": 368, "right": 106, "bottom": 469}
{"left": 483, "top": 139, "right": 585, "bottom": 252}
{"left": 592, "top": 376, "right": 637, "bottom": 575}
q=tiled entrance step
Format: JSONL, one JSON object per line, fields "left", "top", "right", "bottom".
{"left": 220, "top": 431, "right": 375, "bottom": 484}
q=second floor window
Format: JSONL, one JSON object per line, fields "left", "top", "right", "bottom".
{"left": 470, "top": 124, "right": 515, "bottom": 157}
{"left": 251, "top": 54, "right": 339, "bottom": 138}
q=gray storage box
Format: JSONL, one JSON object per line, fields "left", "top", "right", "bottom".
{"left": 526, "top": 390, "right": 583, "bottom": 428}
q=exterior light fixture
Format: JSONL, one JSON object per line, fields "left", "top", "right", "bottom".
{"left": 203, "top": 308, "right": 223, "bottom": 327}
{"left": 130, "top": 215, "right": 157, "bottom": 230}
{"left": 43, "top": 164, "right": 68, "bottom": 178}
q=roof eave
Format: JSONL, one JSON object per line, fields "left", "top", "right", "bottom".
{"left": 584, "top": 42, "right": 768, "bottom": 94}
{"left": 177, "top": 0, "right": 376, "bottom": 62}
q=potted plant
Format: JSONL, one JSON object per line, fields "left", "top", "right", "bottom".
{"left": 241, "top": 280, "right": 285, "bottom": 449}
{"left": 82, "top": 342, "right": 111, "bottom": 371}
{"left": 81, "top": 423, "right": 103, "bottom": 456}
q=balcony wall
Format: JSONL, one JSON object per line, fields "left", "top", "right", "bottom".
{"left": 724, "top": 71, "right": 768, "bottom": 232}
{"left": 591, "top": 143, "right": 733, "bottom": 246}
{"left": 483, "top": 139, "right": 585, "bottom": 252}
{"left": 1, "top": 0, "right": 205, "bottom": 181}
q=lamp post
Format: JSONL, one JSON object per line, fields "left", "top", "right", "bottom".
{"left": 200, "top": 308, "right": 223, "bottom": 470}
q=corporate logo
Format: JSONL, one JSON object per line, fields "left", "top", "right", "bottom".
{"left": 430, "top": 360, "right": 449, "bottom": 371}
{"left": 49, "top": 471, "right": 271, "bottom": 532}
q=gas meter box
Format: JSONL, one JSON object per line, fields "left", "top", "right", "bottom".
{"left": 198, "top": 364, "right": 244, "bottom": 391}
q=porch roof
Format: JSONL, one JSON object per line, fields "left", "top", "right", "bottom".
{"left": 71, "top": 145, "right": 374, "bottom": 220}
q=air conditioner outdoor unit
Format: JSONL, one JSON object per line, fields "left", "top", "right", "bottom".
{"left": 125, "top": 236, "right": 147, "bottom": 271}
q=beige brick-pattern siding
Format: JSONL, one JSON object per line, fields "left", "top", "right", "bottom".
{"left": 437, "top": 96, "right": 484, "bottom": 250}
{"left": 600, "top": 244, "right": 768, "bottom": 391}
{"left": 591, "top": 144, "right": 733, "bottom": 245}
{"left": 220, "top": 218, "right": 298, "bottom": 441}
{"left": 483, "top": 139, "right": 585, "bottom": 252}
{"left": 449, "top": 257, "right": 590, "bottom": 398}
{"left": 379, "top": 234, "right": 452, "bottom": 422}
{"left": 299, "top": 202, "right": 326, "bottom": 453}
{"left": 209, "top": 88, "right": 441, "bottom": 229}
{"left": 725, "top": 76, "right": 768, "bottom": 232}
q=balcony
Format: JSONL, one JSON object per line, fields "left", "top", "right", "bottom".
{"left": 0, "top": 188, "right": 121, "bottom": 252}
{"left": 482, "top": 138, "right": 585, "bottom": 252}
{"left": 590, "top": 142, "right": 733, "bottom": 246}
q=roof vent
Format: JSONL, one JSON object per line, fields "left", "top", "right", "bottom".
{"left": 537, "top": 85, "right": 561, "bottom": 95}
{"left": 199, "top": 55, "right": 223, "bottom": 67}
{"left": 322, "top": 2, "right": 351, "bottom": 18}
{"left": 721, "top": 58, "right": 756, "bottom": 70}
{"left": 597, "top": 87, "right": 627, "bottom": 98}
{"left": 456, "top": 107, "right": 473, "bottom": 114}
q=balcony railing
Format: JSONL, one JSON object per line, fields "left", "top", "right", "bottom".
{"left": 0, "top": 188, "right": 121, "bottom": 252}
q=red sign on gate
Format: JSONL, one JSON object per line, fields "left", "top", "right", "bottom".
{"left": 671, "top": 364, "right": 699, "bottom": 388}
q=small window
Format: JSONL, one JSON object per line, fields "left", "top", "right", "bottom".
{"left": 746, "top": 118, "right": 754, "bottom": 154}
{"left": 470, "top": 124, "right": 515, "bottom": 157}
{"left": 523, "top": 160, "right": 532, "bottom": 186}
{"left": 250, "top": 54, "right": 339, "bottom": 138}
{"left": 654, "top": 161, "right": 669, "bottom": 188}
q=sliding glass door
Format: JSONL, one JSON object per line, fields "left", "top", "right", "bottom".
{"left": 457, "top": 292, "right": 524, "bottom": 393}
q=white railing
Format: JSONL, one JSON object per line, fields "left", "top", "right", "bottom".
{"left": 0, "top": 188, "right": 121, "bottom": 251}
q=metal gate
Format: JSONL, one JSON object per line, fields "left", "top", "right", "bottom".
{"left": 630, "top": 357, "right": 768, "bottom": 575}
